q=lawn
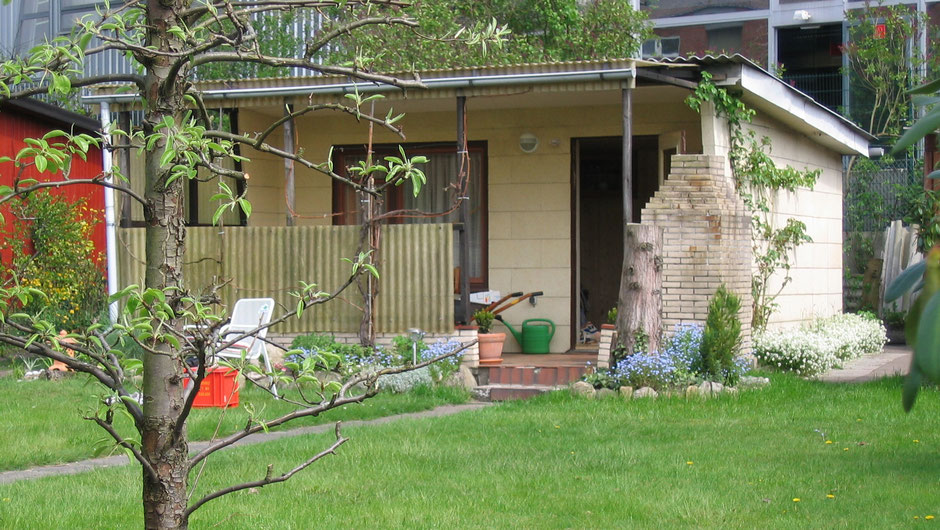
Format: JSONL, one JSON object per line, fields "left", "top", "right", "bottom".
{"left": 0, "top": 374, "right": 469, "bottom": 471}
{"left": 2, "top": 374, "right": 940, "bottom": 527}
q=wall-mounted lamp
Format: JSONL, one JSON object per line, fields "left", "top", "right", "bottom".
{"left": 793, "top": 10, "right": 811, "bottom": 22}
{"left": 519, "top": 133, "right": 539, "bottom": 153}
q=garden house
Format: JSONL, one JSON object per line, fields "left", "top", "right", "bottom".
{"left": 92, "top": 54, "right": 873, "bottom": 359}
{"left": 0, "top": 98, "right": 106, "bottom": 269}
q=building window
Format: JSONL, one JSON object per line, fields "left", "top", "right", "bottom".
{"left": 122, "top": 109, "right": 245, "bottom": 227}
{"left": 707, "top": 25, "right": 743, "bottom": 53}
{"left": 185, "top": 109, "right": 246, "bottom": 226}
{"left": 332, "top": 142, "right": 488, "bottom": 289}
{"left": 641, "top": 36, "right": 681, "bottom": 58}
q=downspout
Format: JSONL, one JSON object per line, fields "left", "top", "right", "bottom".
{"left": 99, "top": 101, "right": 119, "bottom": 322}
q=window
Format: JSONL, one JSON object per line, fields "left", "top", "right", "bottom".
{"left": 122, "top": 109, "right": 245, "bottom": 227}
{"left": 185, "top": 109, "right": 245, "bottom": 226}
{"left": 332, "top": 142, "right": 488, "bottom": 289}
{"left": 641, "top": 36, "right": 681, "bottom": 59}
{"left": 707, "top": 25, "right": 743, "bottom": 53}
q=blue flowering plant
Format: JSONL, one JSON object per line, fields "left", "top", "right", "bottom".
{"left": 583, "top": 323, "right": 749, "bottom": 391}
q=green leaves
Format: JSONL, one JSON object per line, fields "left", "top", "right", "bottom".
{"left": 885, "top": 260, "right": 926, "bottom": 303}
{"left": 891, "top": 106, "right": 940, "bottom": 155}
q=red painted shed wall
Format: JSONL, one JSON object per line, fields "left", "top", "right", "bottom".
{"left": 0, "top": 108, "right": 105, "bottom": 272}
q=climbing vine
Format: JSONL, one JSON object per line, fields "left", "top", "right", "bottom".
{"left": 686, "top": 72, "right": 821, "bottom": 332}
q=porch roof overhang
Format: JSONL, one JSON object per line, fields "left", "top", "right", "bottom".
{"left": 83, "top": 55, "right": 873, "bottom": 157}
{"left": 82, "top": 59, "right": 640, "bottom": 105}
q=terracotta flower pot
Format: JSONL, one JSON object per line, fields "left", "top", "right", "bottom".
{"left": 478, "top": 332, "right": 506, "bottom": 366}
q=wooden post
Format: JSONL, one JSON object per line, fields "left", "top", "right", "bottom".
{"left": 283, "top": 101, "right": 295, "bottom": 226}
{"left": 456, "top": 95, "right": 471, "bottom": 324}
{"left": 622, "top": 86, "right": 633, "bottom": 225}
{"left": 615, "top": 84, "right": 663, "bottom": 358}
{"left": 118, "top": 111, "right": 132, "bottom": 227}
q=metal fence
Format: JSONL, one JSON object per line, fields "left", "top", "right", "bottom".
{"left": 116, "top": 223, "right": 454, "bottom": 334}
{"left": 844, "top": 157, "right": 922, "bottom": 233}
{"left": 782, "top": 71, "right": 844, "bottom": 112}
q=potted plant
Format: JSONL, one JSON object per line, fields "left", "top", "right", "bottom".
{"left": 882, "top": 306, "right": 906, "bottom": 345}
{"left": 473, "top": 309, "right": 505, "bottom": 366}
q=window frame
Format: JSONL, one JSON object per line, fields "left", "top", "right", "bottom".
{"left": 331, "top": 141, "right": 489, "bottom": 291}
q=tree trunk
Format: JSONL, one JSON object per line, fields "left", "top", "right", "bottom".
{"left": 139, "top": 2, "right": 192, "bottom": 528}
{"left": 615, "top": 223, "right": 663, "bottom": 359}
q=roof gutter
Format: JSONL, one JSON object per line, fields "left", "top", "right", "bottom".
{"left": 82, "top": 67, "right": 636, "bottom": 104}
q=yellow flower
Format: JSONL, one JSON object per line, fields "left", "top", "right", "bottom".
{"left": 792, "top": 498, "right": 801, "bottom": 503}
{"left": 686, "top": 461, "right": 693, "bottom": 465}
{"left": 825, "top": 440, "right": 833, "bottom": 444}
{"left": 914, "top": 440, "right": 920, "bottom": 443}
{"left": 826, "top": 494, "right": 835, "bottom": 499}
{"left": 843, "top": 448, "right": 849, "bottom": 451}
{"left": 927, "top": 515, "right": 935, "bottom": 520}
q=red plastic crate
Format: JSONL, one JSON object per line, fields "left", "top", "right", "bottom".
{"left": 186, "top": 367, "right": 240, "bottom": 408}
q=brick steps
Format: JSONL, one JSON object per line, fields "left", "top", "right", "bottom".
{"left": 472, "top": 364, "right": 589, "bottom": 401}
{"left": 479, "top": 365, "right": 589, "bottom": 387}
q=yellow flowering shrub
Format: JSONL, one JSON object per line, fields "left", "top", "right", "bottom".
{"left": 2, "top": 193, "right": 106, "bottom": 330}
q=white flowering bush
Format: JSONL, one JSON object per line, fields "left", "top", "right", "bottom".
{"left": 754, "top": 313, "right": 887, "bottom": 376}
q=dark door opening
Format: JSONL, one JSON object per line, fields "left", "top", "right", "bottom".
{"left": 573, "top": 135, "right": 659, "bottom": 348}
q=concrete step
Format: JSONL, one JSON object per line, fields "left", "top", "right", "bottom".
{"left": 472, "top": 384, "right": 562, "bottom": 402}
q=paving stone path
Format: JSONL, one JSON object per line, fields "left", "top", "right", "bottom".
{"left": 0, "top": 402, "right": 490, "bottom": 485}
{"left": 817, "top": 344, "right": 912, "bottom": 383}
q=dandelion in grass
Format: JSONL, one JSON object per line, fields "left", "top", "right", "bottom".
{"left": 793, "top": 498, "right": 801, "bottom": 503}
{"left": 843, "top": 448, "right": 849, "bottom": 451}
{"left": 927, "top": 515, "right": 935, "bottom": 520}
{"left": 686, "top": 461, "right": 693, "bottom": 465}
{"left": 826, "top": 494, "right": 835, "bottom": 499}
{"left": 825, "top": 440, "right": 833, "bottom": 444}
{"left": 914, "top": 440, "right": 920, "bottom": 443}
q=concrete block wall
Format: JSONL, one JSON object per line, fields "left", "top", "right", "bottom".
{"left": 641, "top": 154, "right": 753, "bottom": 347}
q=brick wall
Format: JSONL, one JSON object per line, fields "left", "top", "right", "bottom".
{"left": 640, "top": 154, "right": 753, "bottom": 347}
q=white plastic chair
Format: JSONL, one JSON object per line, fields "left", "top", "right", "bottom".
{"left": 215, "top": 297, "right": 277, "bottom": 396}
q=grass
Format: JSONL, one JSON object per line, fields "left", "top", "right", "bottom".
{"left": 2, "top": 373, "right": 940, "bottom": 527}
{"left": 0, "top": 374, "right": 469, "bottom": 471}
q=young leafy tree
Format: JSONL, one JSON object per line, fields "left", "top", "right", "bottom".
{"left": 0, "top": 1, "right": 488, "bottom": 528}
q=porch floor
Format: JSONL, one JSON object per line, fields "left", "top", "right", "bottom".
{"left": 499, "top": 352, "right": 597, "bottom": 368}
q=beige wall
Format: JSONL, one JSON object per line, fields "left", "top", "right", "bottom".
{"left": 743, "top": 114, "right": 844, "bottom": 328}
{"left": 238, "top": 89, "right": 702, "bottom": 351}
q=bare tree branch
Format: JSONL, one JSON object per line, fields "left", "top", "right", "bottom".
{"left": 185, "top": 422, "right": 348, "bottom": 516}
{"left": 187, "top": 341, "right": 472, "bottom": 469}
{"left": 2, "top": 74, "right": 145, "bottom": 102}
{"left": 0, "top": 176, "right": 151, "bottom": 214}
{"left": 87, "top": 414, "right": 159, "bottom": 482}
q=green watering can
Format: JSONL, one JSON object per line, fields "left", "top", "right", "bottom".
{"left": 500, "top": 318, "right": 556, "bottom": 354}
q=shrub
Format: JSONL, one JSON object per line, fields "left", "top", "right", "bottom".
{"left": 754, "top": 313, "right": 887, "bottom": 376}
{"left": 3, "top": 193, "right": 106, "bottom": 330}
{"left": 288, "top": 333, "right": 375, "bottom": 372}
{"left": 472, "top": 309, "right": 495, "bottom": 333}
{"left": 699, "top": 285, "right": 743, "bottom": 385}
{"left": 288, "top": 334, "right": 465, "bottom": 389}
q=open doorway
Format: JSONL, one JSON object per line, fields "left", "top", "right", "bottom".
{"left": 572, "top": 135, "right": 659, "bottom": 349}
